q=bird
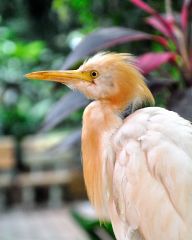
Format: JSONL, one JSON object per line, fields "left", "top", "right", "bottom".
{"left": 25, "top": 52, "right": 192, "bottom": 240}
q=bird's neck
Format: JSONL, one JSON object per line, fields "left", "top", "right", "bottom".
{"left": 82, "top": 101, "right": 122, "bottom": 217}
{"left": 110, "top": 85, "right": 154, "bottom": 113}
{"left": 81, "top": 83, "right": 154, "bottom": 216}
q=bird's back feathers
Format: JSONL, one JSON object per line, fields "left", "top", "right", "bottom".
{"left": 109, "top": 107, "right": 192, "bottom": 240}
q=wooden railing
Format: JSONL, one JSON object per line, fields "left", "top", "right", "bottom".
{"left": 0, "top": 133, "right": 86, "bottom": 209}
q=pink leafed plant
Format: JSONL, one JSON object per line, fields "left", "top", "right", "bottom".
{"left": 61, "top": 1, "right": 192, "bottom": 86}
{"left": 42, "top": 0, "right": 192, "bottom": 135}
{"left": 130, "top": 0, "right": 192, "bottom": 84}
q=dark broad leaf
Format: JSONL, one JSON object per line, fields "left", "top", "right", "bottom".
{"left": 62, "top": 27, "right": 156, "bottom": 70}
{"left": 181, "top": 0, "right": 192, "bottom": 30}
{"left": 137, "top": 52, "right": 176, "bottom": 75}
{"left": 47, "top": 128, "right": 81, "bottom": 155}
{"left": 41, "top": 91, "right": 89, "bottom": 132}
{"left": 147, "top": 77, "right": 175, "bottom": 92}
{"left": 168, "top": 87, "right": 192, "bottom": 121}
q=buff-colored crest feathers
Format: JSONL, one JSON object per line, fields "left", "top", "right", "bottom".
{"left": 83, "top": 52, "right": 137, "bottom": 68}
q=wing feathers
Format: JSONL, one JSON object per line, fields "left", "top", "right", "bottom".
{"left": 111, "top": 107, "right": 192, "bottom": 240}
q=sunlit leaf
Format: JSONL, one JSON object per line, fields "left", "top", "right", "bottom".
{"left": 47, "top": 128, "right": 81, "bottom": 154}
{"left": 41, "top": 91, "right": 89, "bottom": 132}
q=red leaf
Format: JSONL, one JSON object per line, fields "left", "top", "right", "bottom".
{"left": 152, "top": 36, "right": 169, "bottom": 47}
{"left": 130, "top": 0, "right": 174, "bottom": 40}
{"left": 130, "top": 0, "right": 156, "bottom": 15}
{"left": 137, "top": 52, "right": 176, "bottom": 75}
{"left": 181, "top": 6, "right": 188, "bottom": 31}
{"left": 181, "top": 0, "right": 192, "bottom": 30}
{"left": 146, "top": 16, "right": 172, "bottom": 38}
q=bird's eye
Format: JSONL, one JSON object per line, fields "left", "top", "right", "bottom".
{"left": 90, "top": 70, "right": 99, "bottom": 79}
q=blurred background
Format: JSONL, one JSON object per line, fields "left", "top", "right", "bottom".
{"left": 0, "top": 0, "right": 191, "bottom": 239}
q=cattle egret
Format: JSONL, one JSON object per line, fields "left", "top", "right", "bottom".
{"left": 26, "top": 52, "right": 192, "bottom": 240}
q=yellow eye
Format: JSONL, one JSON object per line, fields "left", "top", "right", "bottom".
{"left": 90, "top": 70, "right": 99, "bottom": 78}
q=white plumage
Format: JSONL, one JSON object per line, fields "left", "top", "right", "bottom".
{"left": 107, "top": 107, "right": 192, "bottom": 240}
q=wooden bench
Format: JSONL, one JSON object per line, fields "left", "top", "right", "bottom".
{"left": 0, "top": 133, "right": 86, "bottom": 208}
{"left": 0, "top": 136, "right": 16, "bottom": 209}
{"left": 15, "top": 169, "right": 86, "bottom": 207}
{"left": 17, "top": 132, "right": 86, "bottom": 207}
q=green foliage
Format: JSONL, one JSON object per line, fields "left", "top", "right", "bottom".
{"left": 0, "top": 0, "right": 190, "bottom": 140}
{"left": 72, "top": 209, "right": 115, "bottom": 239}
{"left": 52, "top": 0, "right": 98, "bottom": 32}
{"left": 0, "top": 24, "right": 54, "bottom": 139}
{"left": 52, "top": 0, "right": 71, "bottom": 23}
{"left": 69, "top": 0, "right": 98, "bottom": 31}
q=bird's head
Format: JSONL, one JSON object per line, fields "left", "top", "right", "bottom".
{"left": 25, "top": 52, "right": 154, "bottom": 111}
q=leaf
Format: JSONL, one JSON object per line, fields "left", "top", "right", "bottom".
{"left": 147, "top": 76, "right": 175, "bottom": 92}
{"left": 146, "top": 16, "right": 172, "bottom": 38}
{"left": 181, "top": 0, "right": 192, "bottom": 30}
{"left": 130, "top": 0, "right": 156, "bottom": 15}
{"left": 41, "top": 91, "right": 89, "bottom": 132}
{"left": 47, "top": 128, "right": 81, "bottom": 154}
{"left": 62, "top": 27, "right": 157, "bottom": 70}
{"left": 137, "top": 52, "right": 176, "bottom": 75}
{"left": 153, "top": 36, "right": 168, "bottom": 47}
{"left": 168, "top": 87, "right": 192, "bottom": 121}
{"left": 130, "top": 0, "right": 174, "bottom": 40}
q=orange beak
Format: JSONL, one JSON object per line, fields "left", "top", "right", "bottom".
{"left": 25, "top": 70, "right": 93, "bottom": 84}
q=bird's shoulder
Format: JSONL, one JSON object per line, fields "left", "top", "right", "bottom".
{"left": 113, "top": 106, "right": 192, "bottom": 157}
